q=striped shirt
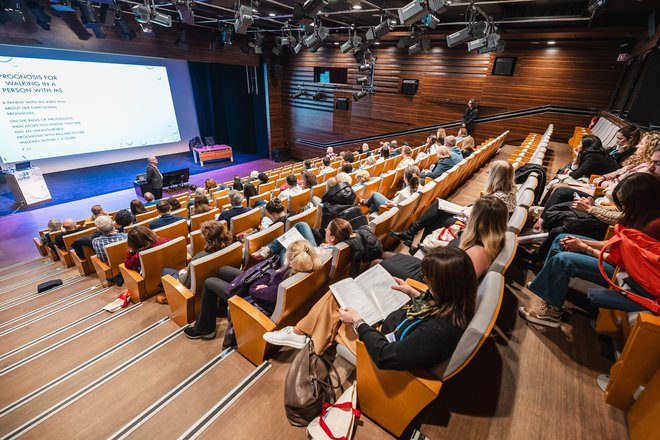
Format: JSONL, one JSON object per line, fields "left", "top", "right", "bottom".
{"left": 92, "top": 233, "right": 127, "bottom": 263}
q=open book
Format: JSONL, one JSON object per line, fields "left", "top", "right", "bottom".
{"left": 437, "top": 198, "right": 465, "bottom": 216}
{"left": 330, "top": 264, "right": 410, "bottom": 326}
{"left": 277, "top": 226, "right": 306, "bottom": 249}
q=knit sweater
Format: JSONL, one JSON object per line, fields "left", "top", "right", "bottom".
{"left": 587, "top": 205, "right": 622, "bottom": 225}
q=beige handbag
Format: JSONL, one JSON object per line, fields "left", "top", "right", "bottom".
{"left": 307, "top": 382, "right": 360, "bottom": 440}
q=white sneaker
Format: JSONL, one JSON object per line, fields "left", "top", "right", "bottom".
{"left": 251, "top": 246, "right": 272, "bottom": 262}
{"left": 263, "top": 326, "right": 307, "bottom": 349}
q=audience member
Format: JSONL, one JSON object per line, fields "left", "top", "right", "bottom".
{"left": 260, "top": 198, "right": 287, "bottom": 229}
{"left": 303, "top": 160, "right": 313, "bottom": 171}
{"left": 205, "top": 178, "right": 218, "bottom": 192}
{"left": 91, "top": 216, "right": 127, "bottom": 263}
{"left": 232, "top": 175, "right": 244, "bottom": 191}
{"left": 341, "top": 162, "right": 353, "bottom": 174}
{"left": 319, "top": 177, "right": 367, "bottom": 235}
{"left": 191, "top": 195, "right": 213, "bottom": 215}
{"left": 362, "top": 155, "right": 377, "bottom": 167}
{"left": 114, "top": 209, "right": 134, "bottom": 232}
{"left": 41, "top": 219, "right": 62, "bottom": 250}
{"left": 460, "top": 136, "right": 476, "bottom": 158}
{"left": 326, "top": 147, "right": 337, "bottom": 160}
{"left": 456, "top": 127, "right": 468, "bottom": 141}
{"left": 217, "top": 190, "right": 250, "bottom": 223}
{"left": 280, "top": 175, "right": 303, "bottom": 198}
{"left": 389, "top": 142, "right": 400, "bottom": 157}
{"left": 257, "top": 172, "right": 269, "bottom": 185}
{"left": 607, "top": 125, "right": 641, "bottom": 166}
{"left": 185, "top": 239, "right": 323, "bottom": 348}
{"left": 55, "top": 219, "right": 85, "bottom": 250}
{"left": 362, "top": 165, "right": 420, "bottom": 214}
{"left": 124, "top": 226, "right": 170, "bottom": 272}
{"left": 445, "top": 136, "right": 463, "bottom": 164}
{"left": 243, "top": 182, "right": 258, "bottom": 206}
{"left": 301, "top": 171, "right": 318, "bottom": 190}
{"left": 436, "top": 128, "right": 447, "bottom": 139}
{"left": 360, "top": 143, "right": 370, "bottom": 154}
{"left": 421, "top": 146, "right": 457, "bottom": 180}
{"left": 130, "top": 199, "right": 147, "bottom": 216}
{"left": 376, "top": 146, "right": 390, "bottom": 164}
{"left": 342, "top": 151, "right": 356, "bottom": 164}
{"left": 143, "top": 192, "right": 158, "bottom": 207}
{"left": 167, "top": 197, "right": 182, "bottom": 211}
{"left": 150, "top": 200, "right": 186, "bottom": 229}
{"left": 84, "top": 205, "right": 106, "bottom": 224}
{"left": 188, "top": 187, "right": 207, "bottom": 208}
{"left": 249, "top": 170, "right": 260, "bottom": 182}
{"left": 264, "top": 246, "right": 476, "bottom": 370}
{"left": 352, "top": 169, "right": 371, "bottom": 192}
{"left": 396, "top": 146, "right": 415, "bottom": 169}
{"left": 319, "top": 157, "right": 333, "bottom": 174}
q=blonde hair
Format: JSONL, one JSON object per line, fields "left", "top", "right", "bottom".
{"left": 457, "top": 127, "right": 468, "bottom": 137}
{"left": 326, "top": 176, "right": 338, "bottom": 188}
{"left": 436, "top": 128, "right": 447, "bottom": 138}
{"left": 354, "top": 169, "right": 370, "bottom": 183}
{"left": 459, "top": 196, "right": 508, "bottom": 262}
{"left": 461, "top": 136, "right": 475, "bottom": 151}
{"left": 436, "top": 145, "right": 451, "bottom": 159}
{"left": 336, "top": 172, "right": 352, "bottom": 185}
{"left": 364, "top": 155, "right": 376, "bottom": 166}
{"left": 286, "top": 240, "right": 323, "bottom": 273}
{"left": 623, "top": 131, "right": 660, "bottom": 167}
{"left": 484, "top": 160, "right": 516, "bottom": 195}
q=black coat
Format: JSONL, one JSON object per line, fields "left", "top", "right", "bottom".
{"left": 463, "top": 107, "right": 478, "bottom": 125}
{"left": 569, "top": 150, "right": 618, "bottom": 180}
{"left": 146, "top": 164, "right": 163, "bottom": 189}
{"left": 319, "top": 183, "right": 368, "bottom": 234}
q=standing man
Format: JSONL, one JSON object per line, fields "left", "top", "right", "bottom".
{"left": 146, "top": 156, "right": 163, "bottom": 200}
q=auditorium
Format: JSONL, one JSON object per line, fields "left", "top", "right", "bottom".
{"left": 0, "top": 0, "right": 658, "bottom": 438}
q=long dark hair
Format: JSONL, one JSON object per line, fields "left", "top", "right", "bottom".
{"left": 579, "top": 135, "right": 604, "bottom": 157}
{"left": 200, "top": 220, "right": 233, "bottom": 253}
{"left": 127, "top": 226, "right": 158, "bottom": 252}
{"left": 130, "top": 199, "right": 147, "bottom": 215}
{"left": 421, "top": 247, "right": 477, "bottom": 329}
{"left": 243, "top": 182, "right": 258, "bottom": 203}
{"left": 618, "top": 125, "right": 641, "bottom": 148}
{"left": 613, "top": 173, "right": 660, "bottom": 231}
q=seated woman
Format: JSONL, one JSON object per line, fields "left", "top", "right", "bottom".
{"left": 392, "top": 161, "right": 516, "bottom": 248}
{"left": 114, "top": 209, "right": 134, "bottom": 233}
{"left": 361, "top": 165, "right": 420, "bottom": 214}
{"left": 167, "top": 197, "right": 182, "bottom": 211}
{"left": 352, "top": 169, "right": 372, "bottom": 193}
{"left": 375, "top": 146, "right": 390, "bottom": 164}
{"left": 362, "top": 155, "right": 377, "bottom": 168}
{"left": 190, "top": 195, "right": 213, "bottom": 216}
{"left": 456, "top": 126, "right": 468, "bottom": 141}
{"left": 41, "top": 218, "right": 63, "bottom": 250}
{"left": 187, "top": 187, "right": 206, "bottom": 209}
{"left": 184, "top": 239, "right": 323, "bottom": 347}
{"left": 158, "top": 221, "right": 232, "bottom": 303}
{"left": 260, "top": 198, "right": 288, "bottom": 229}
{"left": 264, "top": 246, "right": 477, "bottom": 370}
{"left": 243, "top": 182, "right": 258, "bottom": 207}
{"left": 382, "top": 196, "right": 508, "bottom": 282}
{"left": 396, "top": 146, "right": 415, "bottom": 169}
{"left": 130, "top": 199, "right": 147, "bottom": 217}
{"left": 420, "top": 146, "right": 457, "bottom": 180}
{"left": 205, "top": 178, "right": 219, "bottom": 192}
{"left": 519, "top": 173, "right": 660, "bottom": 327}
{"left": 253, "top": 217, "right": 353, "bottom": 262}
{"left": 459, "top": 135, "right": 475, "bottom": 158}
{"left": 301, "top": 171, "right": 318, "bottom": 190}
{"left": 607, "top": 125, "right": 641, "bottom": 166}
{"left": 124, "top": 226, "right": 170, "bottom": 273}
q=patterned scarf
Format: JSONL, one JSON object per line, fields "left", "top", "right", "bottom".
{"left": 406, "top": 290, "right": 441, "bottom": 320}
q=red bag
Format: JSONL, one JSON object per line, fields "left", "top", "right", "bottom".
{"left": 598, "top": 224, "right": 660, "bottom": 314}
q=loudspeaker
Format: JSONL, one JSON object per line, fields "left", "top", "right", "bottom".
{"left": 401, "top": 79, "right": 419, "bottom": 95}
{"left": 274, "top": 63, "right": 283, "bottom": 80}
{"left": 272, "top": 149, "right": 290, "bottom": 162}
{"left": 492, "top": 57, "right": 517, "bottom": 76}
{"left": 37, "top": 279, "right": 62, "bottom": 293}
{"left": 335, "top": 97, "right": 349, "bottom": 111}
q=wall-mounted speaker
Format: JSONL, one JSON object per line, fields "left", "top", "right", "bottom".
{"left": 401, "top": 79, "right": 419, "bottom": 95}
{"left": 273, "top": 63, "right": 283, "bottom": 80}
{"left": 335, "top": 97, "right": 349, "bottom": 110}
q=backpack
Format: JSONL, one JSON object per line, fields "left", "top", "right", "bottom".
{"left": 514, "top": 164, "right": 546, "bottom": 203}
{"left": 225, "top": 255, "right": 280, "bottom": 298}
{"left": 598, "top": 225, "right": 660, "bottom": 314}
{"left": 345, "top": 225, "right": 383, "bottom": 278}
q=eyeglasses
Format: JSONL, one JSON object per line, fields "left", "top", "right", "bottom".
{"left": 652, "top": 160, "right": 660, "bottom": 167}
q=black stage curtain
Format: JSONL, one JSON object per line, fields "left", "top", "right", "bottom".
{"left": 188, "top": 62, "right": 269, "bottom": 158}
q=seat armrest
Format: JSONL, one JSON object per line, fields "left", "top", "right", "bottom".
{"left": 162, "top": 274, "right": 195, "bottom": 327}
{"left": 119, "top": 263, "right": 145, "bottom": 303}
{"left": 406, "top": 278, "right": 428, "bottom": 293}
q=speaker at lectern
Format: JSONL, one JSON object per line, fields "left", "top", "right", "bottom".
{"left": 3, "top": 165, "right": 52, "bottom": 208}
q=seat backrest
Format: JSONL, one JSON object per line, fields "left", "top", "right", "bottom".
{"left": 105, "top": 239, "right": 128, "bottom": 274}
{"left": 171, "top": 207, "right": 189, "bottom": 218}
{"left": 190, "top": 209, "right": 220, "bottom": 231}
{"left": 288, "top": 188, "right": 312, "bottom": 214}
{"left": 376, "top": 170, "right": 395, "bottom": 195}
{"left": 124, "top": 217, "right": 153, "bottom": 233}
{"left": 214, "top": 193, "right": 230, "bottom": 208}
{"left": 516, "top": 189, "right": 535, "bottom": 209}
{"left": 243, "top": 222, "right": 285, "bottom": 267}
{"left": 152, "top": 219, "right": 189, "bottom": 241}
{"left": 362, "top": 177, "right": 382, "bottom": 201}
{"left": 135, "top": 210, "right": 159, "bottom": 223}
{"left": 390, "top": 192, "right": 420, "bottom": 233}
{"left": 139, "top": 236, "right": 188, "bottom": 295}
{"left": 189, "top": 241, "right": 243, "bottom": 297}
{"left": 249, "top": 191, "right": 271, "bottom": 207}
{"left": 330, "top": 242, "right": 351, "bottom": 283}
{"left": 310, "top": 183, "right": 326, "bottom": 201}
{"left": 369, "top": 206, "right": 399, "bottom": 244}
{"left": 230, "top": 207, "right": 261, "bottom": 235}
{"left": 410, "top": 181, "right": 437, "bottom": 223}
{"left": 489, "top": 232, "right": 518, "bottom": 274}
{"left": 259, "top": 181, "right": 276, "bottom": 194}
{"left": 431, "top": 271, "right": 504, "bottom": 380}
{"left": 286, "top": 206, "right": 318, "bottom": 231}
{"left": 270, "top": 255, "right": 333, "bottom": 326}
{"left": 507, "top": 206, "right": 528, "bottom": 234}
{"left": 63, "top": 227, "right": 98, "bottom": 250}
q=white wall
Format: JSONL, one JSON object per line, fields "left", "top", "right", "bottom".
{"left": 0, "top": 44, "right": 199, "bottom": 174}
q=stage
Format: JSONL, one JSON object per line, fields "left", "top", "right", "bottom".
{"left": 0, "top": 151, "right": 262, "bottom": 217}
{"left": 0, "top": 157, "right": 284, "bottom": 267}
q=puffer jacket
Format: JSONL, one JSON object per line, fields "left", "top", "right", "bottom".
{"left": 319, "top": 183, "right": 368, "bottom": 234}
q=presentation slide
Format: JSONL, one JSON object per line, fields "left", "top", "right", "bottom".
{"left": 0, "top": 56, "right": 181, "bottom": 163}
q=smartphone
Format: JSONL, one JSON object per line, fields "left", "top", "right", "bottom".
{"left": 573, "top": 192, "right": 580, "bottom": 200}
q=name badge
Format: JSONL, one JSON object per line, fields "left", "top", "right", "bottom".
{"left": 385, "top": 332, "right": 396, "bottom": 343}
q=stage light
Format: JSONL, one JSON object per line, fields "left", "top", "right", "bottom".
{"left": 446, "top": 27, "right": 470, "bottom": 47}
{"left": 352, "top": 4, "right": 361, "bottom": 9}
{"left": 2, "top": 0, "right": 25, "bottom": 23}
{"left": 268, "top": 12, "right": 275, "bottom": 16}
{"left": 272, "top": 45, "right": 282, "bottom": 56}
{"left": 304, "top": 25, "right": 328, "bottom": 49}
{"left": 151, "top": 10, "right": 171, "bottom": 27}
{"left": 358, "top": 62, "right": 372, "bottom": 72}
{"left": 291, "top": 85, "right": 305, "bottom": 99}
{"left": 234, "top": 4, "right": 253, "bottom": 34}
{"left": 397, "top": 0, "right": 426, "bottom": 26}
{"left": 356, "top": 76, "right": 369, "bottom": 85}
{"left": 312, "top": 89, "right": 324, "bottom": 101}
{"left": 139, "top": 21, "right": 153, "bottom": 33}
{"left": 293, "top": 40, "right": 304, "bottom": 54}
{"left": 422, "top": 13, "right": 440, "bottom": 29}
{"left": 467, "top": 36, "right": 487, "bottom": 52}
{"left": 249, "top": 33, "right": 264, "bottom": 54}
{"left": 28, "top": 1, "right": 51, "bottom": 30}
{"left": 340, "top": 39, "right": 354, "bottom": 53}
{"left": 547, "top": 40, "right": 556, "bottom": 45}
{"left": 427, "top": 0, "right": 448, "bottom": 14}
{"left": 175, "top": 1, "right": 194, "bottom": 24}
{"left": 353, "top": 90, "right": 369, "bottom": 101}
{"left": 397, "top": 30, "right": 422, "bottom": 49}
{"left": 293, "top": 0, "right": 328, "bottom": 24}
{"left": 132, "top": 4, "right": 150, "bottom": 23}
{"left": 365, "top": 19, "right": 394, "bottom": 42}
{"left": 114, "top": 14, "right": 136, "bottom": 40}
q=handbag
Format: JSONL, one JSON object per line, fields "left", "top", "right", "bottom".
{"left": 598, "top": 225, "right": 660, "bottom": 314}
{"left": 420, "top": 223, "right": 464, "bottom": 252}
{"left": 307, "top": 382, "right": 360, "bottom": 440}
{"left": 225, "top": 255, "right": 280, "bottom": 298}
{"left": 284, "top": 340, "right": 342, "bottom": 427}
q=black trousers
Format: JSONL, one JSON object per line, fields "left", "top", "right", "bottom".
{"left": 413, "top": 203, "right": 457, "bottom": 242}
{"left": 541, "top": 186, "right": 590, "bottom": 209}
{"left": 151, "top": 187, "right": 163, "bottom": 200}
{"left": 194, "top": 266, "right": 241, "bottom": 334}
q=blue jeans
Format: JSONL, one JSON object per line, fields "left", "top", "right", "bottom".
{"left": 268, "top": 222, "right": 318, "bottom": 260}
{"left": 528, "top": 234, "right": 614, "bottom": 309}
{"left": 366, "top": 192, "right": 388, "bottom": 214}
{"left": 587, "top": 289, "right": 651, "bottom": 313}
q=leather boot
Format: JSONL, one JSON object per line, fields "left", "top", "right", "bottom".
{"left": 389, "top": 222, "right": 422, "bottom": 247}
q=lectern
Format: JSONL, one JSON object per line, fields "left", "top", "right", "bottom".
{"left": 4, "top": 167, "right": 52, "bottom": 207}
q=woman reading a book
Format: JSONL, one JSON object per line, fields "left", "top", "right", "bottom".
{"left": 264, "top": 247, "right": 477, "bottom": 370}
{"left": 184, "top": 239, "right": 323, "bottom": 347}
{"left": 391, "top": 160, "right": 516, "bottom": 249}
{"left": 380, "top": 196, "right": 508, "bottom": 282}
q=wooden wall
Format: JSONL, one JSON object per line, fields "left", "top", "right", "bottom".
{"left": 0, "top": 6, "right": 257, "bottom": 65}
{"left": 269, "top": 40, "right": 626, "bottom": 159}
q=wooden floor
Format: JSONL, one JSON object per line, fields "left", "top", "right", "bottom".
{"left": 0, "top": 141, "right": 628, "bottom": 439}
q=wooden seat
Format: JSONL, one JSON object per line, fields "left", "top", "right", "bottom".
{"left": 310, "top": 183, "right": 326, "bottom": 201}
{"left": 259, "top": 181, "right": 276, "bottom": 194}
{"left": 408, "top": 181, "right": 437, "bottom": 224}
{"left": 285, "top": 205, "right": 318, "bottom": 231}
{"left": 44, "top": 231, "right": 62, "bottom": 262}
{"left": 329, "top": 242, "right": 351, "bottom": 283}
{"left": 33, "top": 235, "right": 47, "bottom": 257}
{"left": 353, "top": 272, "right": 504, "bottom": 437}
{"left": 369, "top": 207, "right": 399, "bottom": 245}
{"left": 135, "top": 210, "right": 159, "bottom": 223}
{"left": 119, "top": 236, "right": 189, "bottom": 303}
{"left": 288, "top": 189, "right": 311, "bottom": 214}
{"left": 152, "top": 219, "right": 189, "bottom": 241}
{"left": 242, "top": 223, "right": 285, "bottom": 267}
{"left": 71, "top": 244, "right": 96, "bottom": 277}
{"left": 249, "top": 191, "right": 271, "bottom": 207}
{"left": 382, "top": 193, "right": 420, "bottom": 250}
{"left": 163, "top": 242, "right": 244, "bottom": 326}
{"left": 56, "top": 227, "right": 98, "bottom": 268}
{"left": 375, "top": 170, "right": 395, "bottom": 197}
{"left": 171, "top": 207, "right": 189, "bottom": 218}
{"left": 190, "top": 209, "right": 219, "bottom": 231}
{"left": 507, "top": 207, "right": 528, "bottom": 235}
{"left": 228, "top": 255, "right": 333, "bottom": 365}
{"left": 123, "top": 218, "right": 153, "bottom": 233}
{"left": 230, "top": 207, "right": 261, "bottom": 236}
{"left": 359, "top": 178, "right": 382, "bottom": 215}
{"left": 146, "top": 204, "right": 158, "bottom": 212}
{"left": 384, "top": 168, "right": 405, "bottom": 199}
{"left": 91, "top": 239, "right": 128, "bottom": 287}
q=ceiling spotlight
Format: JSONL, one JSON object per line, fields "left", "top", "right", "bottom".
{"left": 356, "top": 76, "right": 370, "bottom": 85}
{"left": 422, "top": 13, "right": 440, "bottom": 29}
{"left": 352, "top": 4, "right": 361, "bottom": 9}
{"left": 304, "top": 25, "right": 329, "bottom": 49}
{"left": 139, "top": 22, "right": 153, "bottom": 33}
{"left": 467, "top": 36, "right": 487, "bottom": 52}
{"left": 276, "top": 35, "right": 296, "bottom": 47}
{"left": 427, "top": 0, "right": 448, "bottom": 13}
{"left": 272, "top": 46, "right": 282, "bottom": 56}
{"left": 366, "top": 19, "right": 394, "bottom": 42}
{"left": 547, "top": 40, "right": 556, "bottom": 45}
{"left": 340, "top": 39, "right": 354, "bottom": 53}
{"left": 397, "top": 0, "right": 426, "bottom": 26}
{"left": 28, "top": 1, "right": 51, "bottom": 30}
{"left": 152, "top": 10, "right": 171, "bottom": 27}
{"left": 132, "top": 4, "right": 150, "bottom": 23}
{"left": 398, "top": 30, "right": 422, "bottom": 48}
{"left": 234, "top": 4, "right": 253, "bottom": 34}
{"left": 358, "top": 62, "right": 372, "bottom": 72}
{"left": 268, "top": 12, "right": 276, "bottom": 16}
{"left": 293, "top": 40, "right": 304, "bottom": 54}
{"left": 249, "top": 33, "right": 264, "bottom": 54}
{"left": 353, "top": 89, "right": 369, "bottom": 102}
{"left": 293, "top": 0, "right": 328, "bottom": 25}
{"left": 408, "top": 37, "right": 430, "bottom": 55}
{"left": 312, "top": 89, "right": 324, "bottom": 101}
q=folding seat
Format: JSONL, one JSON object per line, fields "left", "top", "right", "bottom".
{"left": 91, "top": 239, "right": 128, "bottom": 287}
{"left": 190, "top": 208, "right": 220, "bottom": 231}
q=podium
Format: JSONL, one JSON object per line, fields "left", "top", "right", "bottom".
{"left": 4, "top": 167, "right": 52, "bottom": 207}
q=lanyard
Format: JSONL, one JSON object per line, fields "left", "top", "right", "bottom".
{"left": 394, "top": 318, "right": 422, "bottom": 341}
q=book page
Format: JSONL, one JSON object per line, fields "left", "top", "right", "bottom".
{"left": 437, "top": 198, "right": 465, "bottom": 216}
{"left": 330, "top": 278, "right": 382, "bottom": 326}
{"left": 354, "top": 264, "right": 410, "bottom": 322}
{"left": 277, "top": 227, "right": 306, "bottom": 249}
